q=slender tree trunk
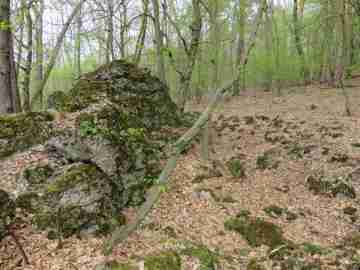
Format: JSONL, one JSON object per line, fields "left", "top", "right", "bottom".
{"left": 264, "top": 0, "right": 274, "bottom": 92}
{"left": 75, "top": 1, "right": 82, "bottom": 77}
{"left": 233, "top": 0, "right": 246, "bottom": 95}
{"left": 293, "top": 0, "right": 309, "bottom": 82}
{"left": 134, "top": 0, "right": 149, "bottom": 65}
{"left": 151, "top": 0, "right": 166, "bottom": 84}
{"left": 22, "top": 7, "right": 33, "bottom": 112}
{"left": 235, "top": 0, "right": 267, "bottom": 91}
{"left": 0, "top": 0, "right": 15, "bottom": 113}
{"left": 106, "top": 0, "right": 114, "bottom": 64}
{"left": 33, "top": 0, "right": 44, "bottom": 109}
{"left": 119, "top": 0, "right": 127, "bottom": 58}
{"left": 334, "top": 0, "right": 346, "bottom": 86}
{"left": 209, "top": 0, "right": 220, "bottom": 89}
{"left": 172, "top": 0, "right": 202, "bottom": 111}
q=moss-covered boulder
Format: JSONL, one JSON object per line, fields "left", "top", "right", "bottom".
{"left": 0, "top": 112, "right": 54, "bottom": 158}
{"left": 47, "top": 60, "right": 181, "bottom": 128}
{"left": 14, "top": 60, "right": 186, "bottom": 238}
{"left": 0, "top": 189, "right": 15, "bottom": 240}
{"left": 16, "top": 163, "right": 123, "bottom": 237}
{"left": 224, "top": 215, "right": 291, "bottom": 249}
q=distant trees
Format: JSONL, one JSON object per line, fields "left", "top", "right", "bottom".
{"left": 0, "top": 0, "right": 359, "bottom": 115}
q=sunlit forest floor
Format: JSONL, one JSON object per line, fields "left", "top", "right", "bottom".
{"left": 2, "top": 78, "right": 360, "bottom": 269}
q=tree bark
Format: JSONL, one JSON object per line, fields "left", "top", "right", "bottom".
{"left": 232, "top": 0, "right": 246, "bottom": 95}
{"left": 32, "top": 0, "right": 44, "bottom": 108}
{"left": 106, "top": 0, "right": 115, "bottom": 63}
{"left": 293, "top": 0, "right": 309, "bottom": 82}
{"left": 0, "top": 0, "right": 15, "bottom": 113}
{"left": 22, "top": 7, "right": 33, "bottom": 112}
{"left": 151, "top": 0, "right": 166, "bottom": 84}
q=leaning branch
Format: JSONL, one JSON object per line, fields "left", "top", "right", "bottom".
{"left": 103, "top": 81, "right": 235, "bottom": 255}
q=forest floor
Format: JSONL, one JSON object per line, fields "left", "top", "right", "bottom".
{"left": 2, "top": 79, "right": 360, "bottom": 270}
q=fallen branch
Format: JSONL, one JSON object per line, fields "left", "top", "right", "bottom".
{"left": 103, "top": 81, "right": 235, "bottom": 255}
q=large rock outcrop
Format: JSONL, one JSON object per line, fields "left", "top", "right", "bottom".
{"left": 12, "top": 60, "right": 184, "bottom": 238}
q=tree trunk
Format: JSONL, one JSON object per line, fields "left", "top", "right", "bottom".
{"left": 106, "top": 0, "right": 115, "bottom": 64}
{"left": 32, "top": 0, "right": 44, "bottom": 109}
{"left": 334, "top": 0, "right": 346, "bottom": 86}
{"left": 232, "top": 0, "right": 246, "bottom": 95}
{"left": 134, "top": 0, "right": 149, "bottom": 65}
{"left": 75, "top": 1, "right": 82, "bottom": 77}
{"left": 293, "top": 0, "right": 309, "bottom": 82}
{"left": 22, "top": 7, "right": 33, "bottom": 112}
{"left": 151, "top": 0, "right": 166, "bottom": 84}
{"left": 0, "top": 0, "right": 15, "bottom": 113}
{"left": 264, "top": 0, "right": 274, "bottom": 92}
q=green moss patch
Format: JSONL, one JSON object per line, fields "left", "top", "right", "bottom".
{"left": 0, "top": 112, "right": 54, "bottom": 158}
{"left": 23, "top": 165, "right": 54, "bottom": 185}
{"left": 227, "top": 159, "right": 246, "bottom": 178}
{"left": 256, "top": 148, "right": 280, "bottom": 170}
{"left": 224, "top": 215, "right": 290, "bottom": 249}
{"left": 182, "top": 245, "right": 218, "bottom": 270}
{"left": 144, "top": 251, "right": 181, "bottom": 270}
